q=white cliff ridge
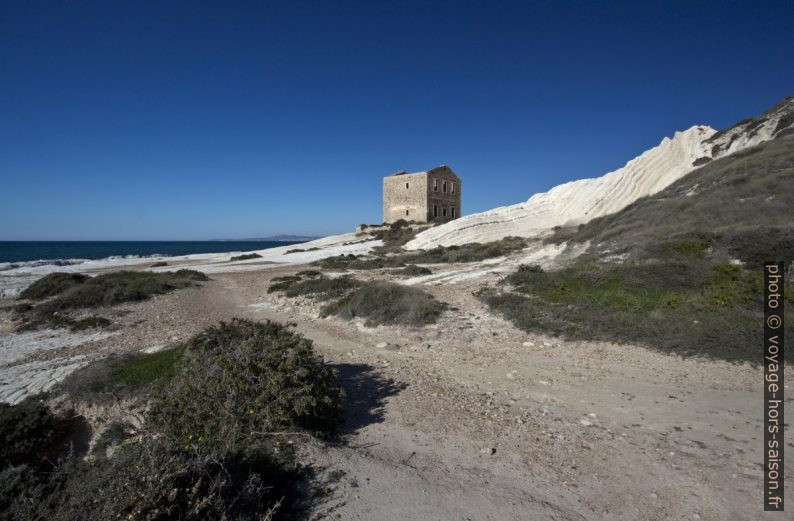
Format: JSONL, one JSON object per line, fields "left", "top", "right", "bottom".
{"left": 406, "top": 99, "right": 793, "bottom": 250}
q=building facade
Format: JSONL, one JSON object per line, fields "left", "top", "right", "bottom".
{"left": 383, "top": 166, "right": 461, "bottom": 224}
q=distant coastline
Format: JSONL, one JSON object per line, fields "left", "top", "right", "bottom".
{"left": 209, "top": 234, "right": 323, "bottom": 242}
{"left": 0, "top": 240, "right": 309, "bottom": 264}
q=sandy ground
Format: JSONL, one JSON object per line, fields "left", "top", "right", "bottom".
{"left": 0, "top": 257, "right": 791, "bottom": 521}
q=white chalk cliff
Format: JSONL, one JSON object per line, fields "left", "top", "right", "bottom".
{"left": 406, "top": 97, "right": 794, "bottom": 250}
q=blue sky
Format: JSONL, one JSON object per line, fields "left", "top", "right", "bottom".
{"left": 1, "top": 0, "right": 792, "bottom": 240}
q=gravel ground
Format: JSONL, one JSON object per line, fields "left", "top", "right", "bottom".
{"left": 0, "top": 258, "right": 790, "bottom": 520}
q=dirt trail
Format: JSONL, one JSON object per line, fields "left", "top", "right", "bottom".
{"left": 214, "top": 269, "right": 790, "bottom": 521}
{"left": 1, "top": 264, "right": 788, "bottom": 520}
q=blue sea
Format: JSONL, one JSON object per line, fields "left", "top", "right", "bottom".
{"left": 0, "top": 241, "right": 303, "bottom": 264}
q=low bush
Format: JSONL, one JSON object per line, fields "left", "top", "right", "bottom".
{"left": 0, "top": 397, "right": 67, "bottom": 470}
{"left": 1, "top": 438, "right": 299, "bottom": 521}
{"left": 402, "top": 236, "right": 527, "bottom": 263}
{"left": 150, "top": 261, "right": 168, "bottom": 267}
{"left": 320, "top": 281, "right": 447, "bottom": 327}
{"left": 69, "top": 316, "right": 112, "bottom": 331}
{"left": 371, "top": 221, "right": 419, "bottom": 253}
{"left": 267, "top": 272, "right": 360, "bottom": 299}
{"left": 149, "top": 319, "right": 343, "bottom": 445}
{"left": 395, "top": 264, "right": 432, "bottom": 277}
{"left": 2, "top": 319, "right": 342, "bottom": 520}
{"left": 724, "top": 227, "right": 794, "bottom": 266}
{"left": 15, "top": 270, "right": 209, "bottom": 331}
{"left": 230, "top": 253, "right": 262, "bottom": 261}
{"left": 18, "top": 273, "right": 88, "bottom": 300}
{"left": 483, "top": 258, "right": 791, "bottom": 363}
{"left": 311, "top": 254, "right": 406, "bottom": 271}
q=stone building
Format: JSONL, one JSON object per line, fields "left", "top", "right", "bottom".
{"left": 383, "top": 165, "right": 461, "bottom": 224}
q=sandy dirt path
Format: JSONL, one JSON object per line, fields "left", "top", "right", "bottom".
{"left": 1, "top": 264, "right": 789, "bottom": 520}
{"left": 209, "top": 269, "right": 790, "bottom": 521}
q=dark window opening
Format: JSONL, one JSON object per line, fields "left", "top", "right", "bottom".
{"left": 442, "top": 207, "right": 447, "bottom": 217}
{"left": 405, "top": 209, "right": 409, "bottom": 216}
{"left": 433, "top": 205, "right": 438, "bottom": 217}
{"left": 433, "top": 179, "right": 438, "bottom": 192}
{"left": 405, "top": 182, "right": 409, "bottom": 189}
{"left": 443, "top": 181, "right": 447, "bottom": 193}
{"left": 451, "top": 207, "right": 456, "bottom": 218}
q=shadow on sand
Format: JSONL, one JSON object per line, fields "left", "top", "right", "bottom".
{"left": 331, "top": 363, "right": 406, "bottom": 436}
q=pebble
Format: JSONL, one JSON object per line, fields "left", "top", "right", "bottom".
{"left": 480, "top": 447, "right": 496, "bottom": 455}
{"left": 375, "top": 341, "right": 388, "bottom": 349}
{"left": 579, "top": 419, "right": 593, "bottom": 426}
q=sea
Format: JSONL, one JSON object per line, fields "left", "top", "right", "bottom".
{"left": 0, "top": 241, "right": 302, "bottom": 265}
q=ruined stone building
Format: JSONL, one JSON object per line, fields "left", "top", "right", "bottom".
{"left": 383, "top": 166, "right": 461, "bottom": 224}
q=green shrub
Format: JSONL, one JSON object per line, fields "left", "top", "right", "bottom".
{"left": 15, "top": 270, "right": 209, "bottom": 331}
{"left": 320, "top": 281, "right": 447, "bottom": 326}
{"left": 395, "top": 264, "right": 432, "bottom": 277}
{"left": 725, "top": 227, "right": 794, "bottom": 266}
{"left": 284, "top": 276, "right": 361, "bottom": 300}
{"left": 646, "top": 235, "right": 715, "bottom": 261}
{"left": 69, "top": 316, "right": 112, "bottom": 331}
{"left": 0, "top": 397, "right": 64, "bottom": 470}
{"left": 311, "top": 253, "right": 360, "bottom": 270}
{"left": 484, "top": 257, "right": 791, "bottom": 363}
{"left": 371, "top": 223, "right": 418, "bottom": 253}
{"left": 267, "top": 273, "right": 361, "bottom": 299}
{"left": 403, "top": 236, "right": 527, "bottom": 263}
{"left": 18, "top": 273, "right": 87, "bottom": 300}
{"left": 1, "top": 439, "right": 298, "bottom": 521}
{"left": 149, "top": 319, "right": 343, "bottom": 444}
{"left": 230, "top": 253, "right": 262, "bottom": 261}
{"left": 296, "top": 269, "right": 322, "bottom": 278}
{"left": 311, "top": 254, "right": 406, "bottom": 271}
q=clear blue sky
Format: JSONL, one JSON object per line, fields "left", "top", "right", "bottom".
{"left": 1, "top": 0, "right": 792, "bottom": 240}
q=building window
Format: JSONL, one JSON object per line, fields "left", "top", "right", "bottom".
{"left": 442, "top": 207, "right": 447, "bottom": 217}
{"left": 433, "top": 205, "right": 438, "bottom": 217}
{"left": 405, "top": 182, "right": 409, "bottom": 189}
{"left": 405, "top": 209, "right": 409, "bottom": 216}
{"left": 443, "top": 181, "right": 447, "bottom": 193}
{"left": 451, "top": 206, "right": 456, "bottom": 218}
{"left": 433, "top": 179, "right": 438, "bottom": 192}
{"left": 451, "top": 182, "right": 455, "bottom": 194}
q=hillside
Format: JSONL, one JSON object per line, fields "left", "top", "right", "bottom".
{"left": 407, "top": 96, "right": 794, "bottom": 250}
{"left": 481, "top": 130, "right": 794, "bottom": 363}
{"left": 550, "top": 132, "right": 794, "bottom": 262}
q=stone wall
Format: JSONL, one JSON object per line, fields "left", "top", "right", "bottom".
{"left": 383, "top": 166, "right": 461, "bottom": 224}
{"left": 383, "top": 172, "right": 429, "bottom": 223}
{"left": 426, "top": 167, "right": 461, "bottom": 222}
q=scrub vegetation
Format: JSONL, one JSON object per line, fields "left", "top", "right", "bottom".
{"left": 268, "top": 271, "right": 447, "bottom": 327}
{"left": 312, "top": 236, "right": 526, "bottom": 271}
{"left": 1, "top": 319, "right": 344, "bottom": 520}
{"left": 230, "top": 252, "right": 262, "bottom": 261}
{"left": 14, "top": 270, "right": 209, "bottom": 332}
{"left": 486, "top": 136, "right": 794, "bottom": 363}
